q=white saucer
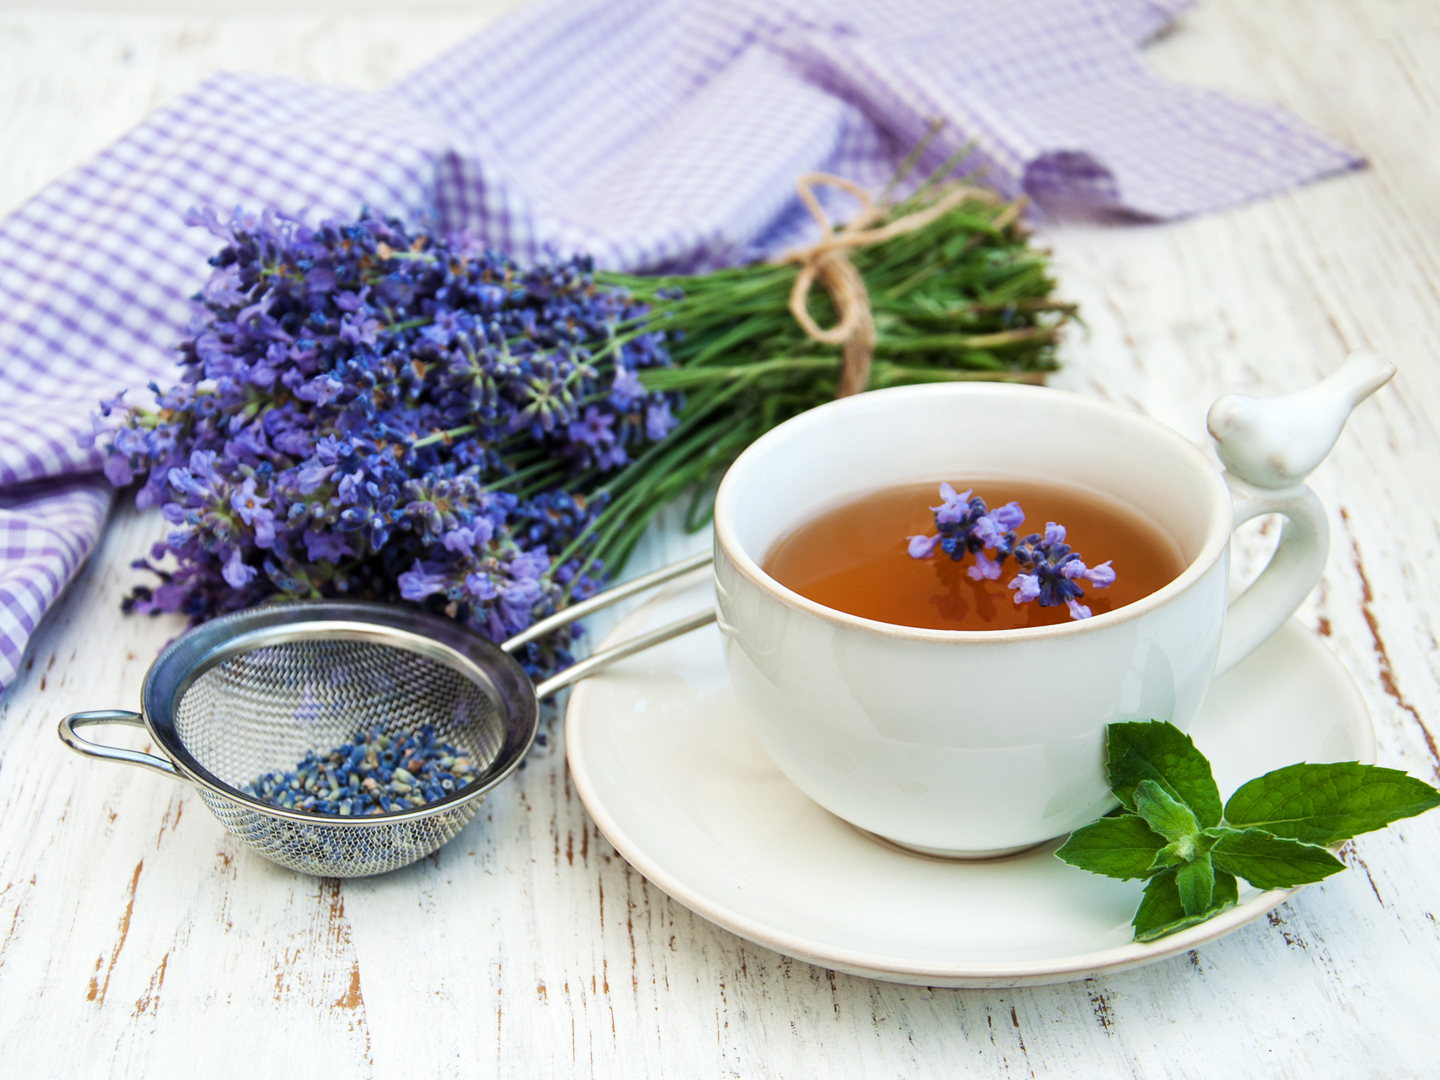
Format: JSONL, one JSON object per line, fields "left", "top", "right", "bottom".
{"left": 565, "top": 575, "right": 1376, "bottom": 988}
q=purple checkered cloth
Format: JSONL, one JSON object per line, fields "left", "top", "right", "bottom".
{"left": 0, "top": 0, "right": 1359, "bottom": 689}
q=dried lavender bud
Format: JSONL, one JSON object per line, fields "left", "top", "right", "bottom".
{"left": 243, "top": 725, "right": 482, "bottom": 816}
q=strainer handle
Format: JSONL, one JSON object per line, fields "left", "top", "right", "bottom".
{"left": 502, "top": 550, "right": 712, "bottom": 654}
{"left": 534, "top": 607, "right": 717, "bottom": 699}
{"left": 58, "top": 710, "right": 181, "bottom": 781}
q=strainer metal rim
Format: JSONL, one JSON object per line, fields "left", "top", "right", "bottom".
{"left": 138, "top": 599, "right": 539, "bottom": 827}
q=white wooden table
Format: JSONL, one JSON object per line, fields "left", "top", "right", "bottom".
{"left": 3, "top": 1, "right": 1438, "bottom": 1075}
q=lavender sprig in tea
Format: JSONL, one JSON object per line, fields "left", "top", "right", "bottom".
{"left": 907, "top": 482, "right": 1116, "bottom": 620}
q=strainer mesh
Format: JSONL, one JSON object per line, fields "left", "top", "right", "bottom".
{"left": 172, "top": 638, "right": 507, "bottom": 877}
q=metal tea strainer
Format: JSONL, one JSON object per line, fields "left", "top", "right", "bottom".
{"left": 58, "top": 552, "right": 714, "bottom": 877}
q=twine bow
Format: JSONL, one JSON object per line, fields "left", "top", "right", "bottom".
{"left": 780, "top": 173, "right": 1027, "bottom": 397}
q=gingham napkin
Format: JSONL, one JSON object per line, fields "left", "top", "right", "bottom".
{"left": 0, "top": 0, "right": 1360, "bottom": 689}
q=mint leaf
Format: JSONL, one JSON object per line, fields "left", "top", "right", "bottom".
{"left": 1224, "top": 762, "right": 1440, "bottom": 845}
{"left": 1132, "top": 869, "right": 1239, "bottom": 942}
{"left": 1175, "top": 856, "right": 1215, "bottom": 916}
{"left": 1209, "top": 828, "right": 1346, "bottom": 889}
{"left": 1056, "top": 814, "right": 1167, "bottom": 880}
{"left": 1063, "top": 724, "right": 1440, "bottom": 944}
{"left": 1133, "top": 780, "right": 1200, "bottom": 844}
{"left": 1132, "top": 870, "right": 1185, "bottom": 938}
{"left": 1107, "top": 721, "right": 1223, "bottom": 828}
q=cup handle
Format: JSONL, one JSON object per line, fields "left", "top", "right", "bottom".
{"left": 1214, "top": 476, "right": 1329, "bottom": 677}
{"left": 1207, "top": 351, "right": 1394, "bottom": 675}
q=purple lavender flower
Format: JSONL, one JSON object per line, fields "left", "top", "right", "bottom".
{"left": 508, "top": 547, "right": 550, "bottom": 581}
{"left": 645, "top": 399, "right": 677, "bottom": 441}
{"left": 907, "top": 533, "right": 942, "bottom": 559}
{"left": 609, "top": 367, "right": 645, "bottom": 409}
{"left": 223, "top": 548, "right": 257, "bottom": 588}
{"left": 442, "top": 523, "right": 492, "bottom": 557}
{"left": 1065, "top": 559, "right": 1116, "bottom": 588}
{"left": 339, "top": 313, "right": 380, "bottom": 347}
{"left": 1009, "top": 573, "right": 1041, "bottom": 604}
{"left": 203, "top": 265, "right": 248, "bottom": 308}
{"left": 188, "top": 450, "right": 222, "bottom": 487}
{"left": 76, "top": 417, "right": 107, "bottom": 451}
{"left": 970, "top": 549, "right": 1003, "bottom": 581}
{"left": 909, "top": 486, "right": 1116, "bottom": 620}
{"left": 465, "top": 571, "right": 497, "bottom": 601}
{"left": 597, "top": 443, "right": 629, "bottom": 470}
{"left": 568, "top": 406, "right": 616, "bottom": 448}
{"left": 295, "top": 374, "right": 345, "bottom": 406}
{"left": 303, "top": 529, "right": 353, "bottom": 562}
{"left": 305, "top": 266, "right": 338, "bottom": 293}
{"left": 251, "top": 510, "right": 276, "bottom": 548}
{"left": 335, "top": 470, "right": 366, "bottom": 506}
{"left": 931, "top": 482, "right": 974, "bottom": 526}
{"left": 334, "top": 286, "right": 368, "bottom": 313}
{"left": 990, "top": 501, "right": 1025, "bottom": 531}
{"left": 296, "top": 462, "right": 336, "bottom": 494}
{"left": 972, "top": 501, "right": 1023, "bottom": 548}
{"left": 103, "top": 455, "right": 136, "bottom": 487}
{"left": 496, "top": 576, "right": 545, "bottom": 635}
{"left": 398, "top": 560, "right": 449, "bottom": 601}
{"left": 230, "top": 476, "right": 276, "bottom": 546}
{"left": 229, "top": 476, "right": 267, "bottom": 524}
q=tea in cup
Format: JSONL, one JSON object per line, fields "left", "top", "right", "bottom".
{"left": 712, "top": 354, "right": 1392, "bottom": 857}
{"left": 762, "top": 476, "right": 1187, "bottom": 632}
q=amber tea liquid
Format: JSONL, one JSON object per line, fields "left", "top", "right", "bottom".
{"left": 762, "top": 478, "right": 1187, "bottom": 631}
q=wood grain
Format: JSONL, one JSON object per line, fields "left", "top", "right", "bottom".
{"left": 3, "top": 0, "right": 1439, "bottom": 1075}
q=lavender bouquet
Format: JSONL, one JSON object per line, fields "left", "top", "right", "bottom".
{"left": 91, "top": 173, "right": 1070, "bottom": 676}
{"left": 87, "top": 209, "right": 678, "bottom": 675}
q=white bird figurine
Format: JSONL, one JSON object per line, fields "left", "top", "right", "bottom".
{"left": 1207, "top": 350, "right": 1396, "bottom": 491}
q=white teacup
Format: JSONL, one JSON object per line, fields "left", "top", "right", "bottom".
{"left": 712, "top": 354, "right": 1393, "bottom": 857}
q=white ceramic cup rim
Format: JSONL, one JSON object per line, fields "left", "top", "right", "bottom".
{"left": 713, "top": 383, "right": 1234, "bottom": 643}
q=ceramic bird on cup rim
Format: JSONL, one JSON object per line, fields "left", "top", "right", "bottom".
{"left": 709, "top": 352, "right": 1395, "bottom": 858}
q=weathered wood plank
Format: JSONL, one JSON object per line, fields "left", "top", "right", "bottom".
{"left": 3, "top": 0, "right": 1440, "bottom": 1075}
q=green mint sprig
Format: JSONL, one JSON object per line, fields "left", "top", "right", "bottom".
{"left": 1056, "top": 721, "right": 1440, "bottom": 942}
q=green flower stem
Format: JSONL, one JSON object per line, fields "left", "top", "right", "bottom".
{"left": 558, "top": 413, "right": 743, "bottom": 596}
{"left": 603, "top": 418, "right": 758, "bottom": 567}
{"left": 588, "top": 377, "right": 755, "bottom": 503}
{"left": 488, "top": 457, "right": 562, "bottom": 492}
{"left": 872, "top": 327, "right": 1057, "bottom": 354}
{"left": 516, "top": 463, "right": 571, "bottom": 500}
{"left": 637, "top": 356, "right": 839, "bottom": 390}
{"left": 868, "top": 362, "right": 1050, "bottom": 386}
{"left": 411, "top": 424, "right": 477, "bottom": 450}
